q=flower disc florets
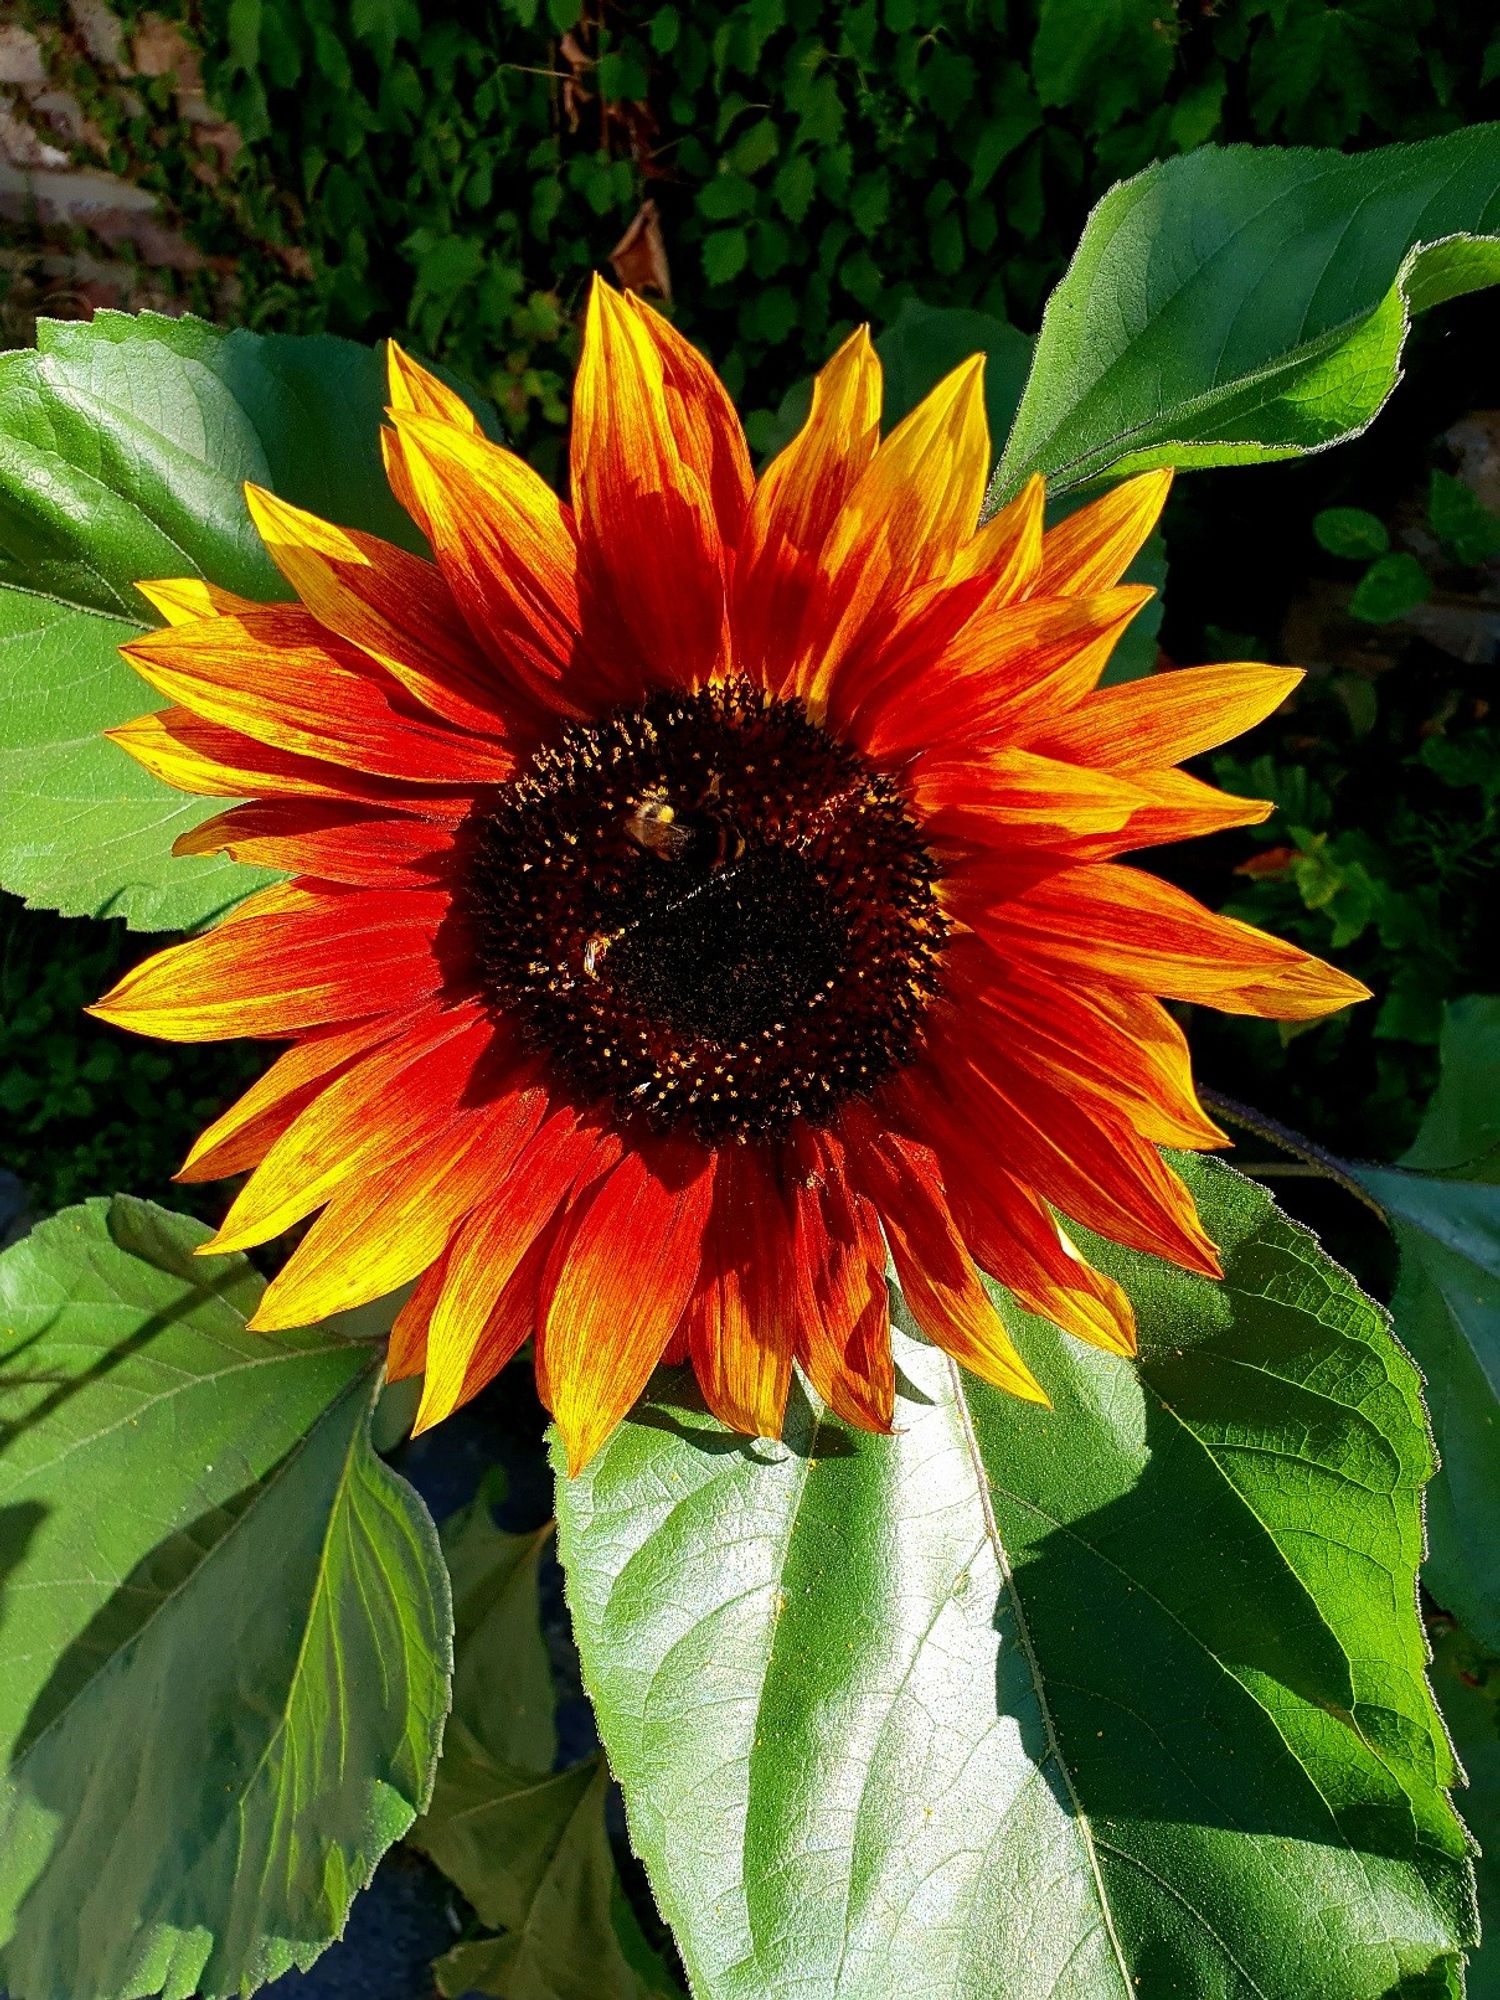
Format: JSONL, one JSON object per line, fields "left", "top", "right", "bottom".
{"left": 463, "top": 679, "right": 947, "bottom": 1142}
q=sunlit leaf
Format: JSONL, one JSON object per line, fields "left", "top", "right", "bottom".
{"left": 993, "top": 128, "right": 1500, "bottom": 505}
{"left": 556, "top": 1157, "right": 1474, "bottom": 2000}
{"left": 0, "top": 1197, "right": 451, "bottom": 2000}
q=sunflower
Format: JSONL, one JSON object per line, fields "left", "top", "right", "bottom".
{"left": 92, "top": 281, "right": 1367, "bottom": 1470}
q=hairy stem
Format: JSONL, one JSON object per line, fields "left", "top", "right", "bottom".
{"left": 1202, "top": 1089, "right": 1389, "bottom": 1223}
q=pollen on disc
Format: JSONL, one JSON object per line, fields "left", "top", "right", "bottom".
{"left": 461, "top": 680, "right": 948, "bottom": 1142}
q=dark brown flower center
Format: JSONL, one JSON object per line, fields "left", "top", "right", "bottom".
{"left": 463, "top": 680, "right": 946, "bottom": 1142}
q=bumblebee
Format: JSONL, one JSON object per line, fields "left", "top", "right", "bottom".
{"left": 623, "top": 777, "right": 745, "bottom": 869}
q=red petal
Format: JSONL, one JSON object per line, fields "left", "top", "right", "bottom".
{"left": 685, "top": 1145, "right": 796, "bottom": 1439}
{"left": 537, "top": 1136, "right": 716, "bottom": 1472}
{"left": 171, "top": 798, "right": 458, "bottom": 885}
{"left": 121, "top": 605, "right": 512, "bottom": 786}
{"left": 90, "top": 883, "right": 450, "bottom": 1041}
{"left": 786, "top": 1127, "right": 893, "bottom": 1432}
{"left": 570, "top": 279, "right": 732, "bottom": 695}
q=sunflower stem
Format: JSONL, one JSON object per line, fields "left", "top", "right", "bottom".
{"left": 1202, "top": 1090, "right": 1389, "bottom": 1222}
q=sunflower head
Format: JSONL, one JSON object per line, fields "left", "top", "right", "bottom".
{"left": 92, "top": 279, "right": 1368, "bottom": 1470}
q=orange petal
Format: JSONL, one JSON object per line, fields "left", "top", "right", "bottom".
{"left": 171, "top": 798, "right": 458, "bottom": 884}
{"left": 413, "top": 1108, "right": 607, "bottom": 1434}
{"left": 242, "top": 483, "right": 524, "bottom": 737}
{"left": 250, "top": 1079, "right": 551, "bottom": 1331}
{"left": 386, "top": 339, "right": 481, "bottom": 432}
{"left": 571, "top": 278, "right": 731, "bottom": 693}
{"left": 1022, "top": 662, "right": 1303, "bottom": 769}
{"left": 912, "top": 747, "right": 1151, "bottom": 851}
{"left": 948, "top": 1167, "right": 1136, "bottom": 1358}
{"left": 1074, "top": 767, "right": 1274, "bottom": 858}
{"left": 829, "top": 473, "right": 1047, "bottom": 738}
{"left": 910, "top": 1037, "right": 1222, "bottom": 1277}
{"left": 732, "top": 326, "right": 883, "bottom": 681}
{"left": 790, "top": 354, "right": 992, "bottom": 713}
{"left": 121, "top": 605, "right": 512, "bottom": 786}
{"left": 384, "top": 411, "right": 593, "bottom": 715}
{"left": 387, "top": 1255, "right": 448, "bottom": 1384}
{"left": 89, "top": 883, "right": 448, "bottom": 1041}
{"left": 537, "top": 1136, "right": 716, "bottom": 1473}
{"left": 685, "top": 1146, "right": 796, "bottom": 1439}
{"left": 948, "top": 472, "right": 1046, "bottom": 596}
{"left": 1031, "top": 470, "right": 1172, "bottom": 598}
{"left": 854, "top": 587, "right": 1152, "bottom": 762}
{"left": 844, "top": 1114, "right": 1050, "bottom": 1406}
{"left": 135, "top": 576, "right": 267, "bottom": 625}
{"left": 787, "top": 1129, "right": 894, "bottom": 1432}
{"left": 943, "top": 938, "right": 1226, "bottom": 1153}
{"left": 108, "top": 706, "right": 474, "bottom": 811}
{"left": 177, "top": 1016, "right": 405, "bottom": 1183}
{"left": 206, "top": 1005, "right": 504, "bottom": 1253}
{"left": 982, "top": 862, "right": 1373, "bottom": 1020}
{"left": 625, "top": 290, "right": 753, "bottom": 546}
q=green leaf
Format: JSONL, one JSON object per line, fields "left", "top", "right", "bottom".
{"left": 1315, "top": 506, "right": 1392, "bottom": 560}
{"left": 1348, "top": 549, "right": 1431, "bottom": 622}
{"left": 1351, "top": 996, "right": 1500, "bottom": 1650}
{"left": 1429, "top": 468, "right": 1500, "bottom": 566}
{"left": 555, "top": 1156, "right": 1474, "bottom": 1999}
{"left": 703, "top": 228, "right": 750, "bottom": 284}
{"left": 438, "top": 1478, "right": 558, "bottom": 1773}
{"left": 430, "top": 1756, "right": 661, "bottom": 2000}
{"left": 0, "top": 1196, "right": 451, "bottom": 2000}
{"left": 0, "top": 311, "right": 490, "bottom": 932}
{"left": 415, "top": 1479, "right": 672, "bottom": 1998}
{"left": 1032, "top": 0, "right": 1175, "bottom": 124}
{"left": 992, "top": 128, "right": 1500, "bottom": 507}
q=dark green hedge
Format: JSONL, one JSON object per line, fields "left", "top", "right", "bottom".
{"left": 88, "top": 0, "right": 1499, "bottom": 470}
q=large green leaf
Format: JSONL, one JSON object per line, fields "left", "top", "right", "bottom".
{"left": 0, "top": 1196, "right": 451, "bottom": 2000}
{"left": 992, "top": 128, "right": 1500, "bottom": 506}
{"left": 555, "top": 1155, "right": 1474, "bottom": 1999}
{"left": 1351, "top": 996, "right": 1500, "bottom": 1650}
{"left": 0, "top": 312, "right": 469, "bottom": 932}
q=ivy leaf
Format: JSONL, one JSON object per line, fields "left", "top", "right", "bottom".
{"left": 0, "top": 312, "right": 493, "bottom": 933}
{"left": 1348, "top": 550, "right": 1431, "bottom": 622}
{"left": 555, "top": 1156, "right": 1475, "bottom": 2000}
{"left": 0, "top": 1196, "right": 451, "bottom": 2000}
{"left": 1429, "top": 468, "right": 1500, "bottom": 566}
{"left": 1315, "top": 506, "right": 1392, "bottom": 560}
{"left": 993, "top": 127, "right": 1500, "bottom": 506}
{"left": 1032, "top": 0, "right": 1176, "bottom": 127}
{"left": 1351, "top": 995, "right": 1500, "bottom": 1650}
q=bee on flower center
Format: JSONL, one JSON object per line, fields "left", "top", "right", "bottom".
{"left": 622, "top": 775, "right": 747, "bottom": 870}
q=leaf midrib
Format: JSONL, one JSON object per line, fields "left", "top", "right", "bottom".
{"left": 946, "top": 1356, "right": 1133, "bottom": 2000}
